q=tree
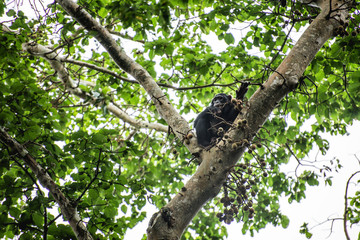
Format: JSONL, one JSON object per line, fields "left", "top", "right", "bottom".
{"left": 0, "top": 0, "right": 359, "bottom": 239}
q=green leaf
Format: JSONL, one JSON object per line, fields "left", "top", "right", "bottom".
{"left": 32, "top": 212, "right": 43, "bottom": 227}
{"left": 305, "top": 231, "right": 313, "bottom": 239}
{"left": 281, "top": 215, "right": 290, "bottom": 228}
{"left": 104, "top": 207, "right": 117, "bottom": 218}
{"left": 92, "top": 133, "right": 107, "bottom": 144}
{"left": 98, "top": 8, "right": 108, "bottom": 18}
{"left": 52, "top": 132, "right": 65, "bottom": 141}
{"left": 7, "top": 9, "right": 16, "bottom": 16}
{"left": 88, "top": 189, "right": 99, "bottom": 201}
{"left": 121, "top": 205, "right": 127, "bottom": 214}
{"left": 2, "top": 2, "right": 360, "bottom": 239}
{"left": 9, "top": 207, "right": 21, "bottom": 218}
{"left": 72, "top": 130, "right": 85, "bottom": 139}
{"left": 24, "top": 125, "right": 41, "bottom": 140}
{"left": 224, "top": 33, "right": 235, "bottom": 45}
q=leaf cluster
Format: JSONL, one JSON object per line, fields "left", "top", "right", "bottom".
{"left": 1, "top": 0, "right": 360, "bottom": 238}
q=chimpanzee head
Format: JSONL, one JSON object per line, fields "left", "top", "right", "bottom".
{"left": 211, "top": 93, "right": 231, "bottom": 108}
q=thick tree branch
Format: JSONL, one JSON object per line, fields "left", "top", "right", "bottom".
{"left": 0, "top": 127, "right": 93, "bottom": 240}
{"left": 55, "top": 0, "right": 199, "bottom": 153}
{"left": 147, "top": 0, "right": 350, "bottom": 239}
{"left": 22, "top": 43, "right": 168, "bottom": 133}
{"left": 242, "top": 0, "right": 349, "bottom": 134}
{"left": 49, "top": 0, "right": 350, "bottom": 239}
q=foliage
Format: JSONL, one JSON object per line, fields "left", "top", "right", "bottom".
{"left": 0, "top": 0, "right": 359, "bottom": 239}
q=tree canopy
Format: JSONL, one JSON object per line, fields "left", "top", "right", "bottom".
{"left": 0, "top": 0, "right": 359, "bottom": 239}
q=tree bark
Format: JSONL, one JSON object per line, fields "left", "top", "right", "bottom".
{"left": 55, "top": 0, "right": 199, "bottom": 154}
{"left": 146, "top": 0, "right": 349, "bottom": 239}
{"left": 21, "top": 42, "right": 168, "bottom": 133}
{"left": 50, "top": 0, "right": 350, "bottom": 239}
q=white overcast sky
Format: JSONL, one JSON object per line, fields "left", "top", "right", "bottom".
{"left": 125, "top": 121, "right": 360, "bottom": 240}
{"left": 2, "top": 1, "right": 360, "bottom": 239}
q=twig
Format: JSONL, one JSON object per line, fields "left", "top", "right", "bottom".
{"left": 343, "top": 170, "right": 360, "bottom": 240}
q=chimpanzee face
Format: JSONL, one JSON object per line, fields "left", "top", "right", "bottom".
{"left": 211, "top": 94, "right": 230, "bottom": 108}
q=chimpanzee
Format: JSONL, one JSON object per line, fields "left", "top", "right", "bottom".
{"left": 194, "top": 83, "right": 249, "bottom": 147}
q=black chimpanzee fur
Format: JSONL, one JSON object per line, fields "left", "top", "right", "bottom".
{"left": 194, "top": 83, "right": 249, "bottom": 147}
{"left": 194, "top": 94, "right": 238, "bottom": 147}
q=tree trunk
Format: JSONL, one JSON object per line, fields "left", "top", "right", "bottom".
{"left": 146, "top": 0, "right": 349, "bottom": 239}
{"left": 48, "top": 0, "right": 350, "bottom": 239}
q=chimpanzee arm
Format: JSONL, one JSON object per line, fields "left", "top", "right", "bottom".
{"left": 194, "top": 108, "right": 215, "bottom": 147}
{"left": 236, "top": 82, "right": 250, "bottom": 100}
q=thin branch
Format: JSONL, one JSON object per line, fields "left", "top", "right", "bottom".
{"left": 63, "top": 58, "right": 243, "bottom": 91}
{"left": 22, "top": 42, "right": 168, "bottom": 133}
{"left": 12, "top": 157, "right": 44, "bottom": 195}
{"left": 108, "top": 29, "right": 145, "bottom": 44}
{"left": 55, "top": 0, "right": 199, "bottom": 155}
{"left": 344, "top": 170, "right": 360, "bottom": 240}
{"left": 47, "top": 214, "right": 62, "bottom": 226}
{"left": 75, "top": 149, "right": 102, "bottom": 203}
{"left": 262, "top": 22, "right": 295, "bottom": 82}
{"left": 5, "top": 22, "right": 244, "bottom": 92}
{"left": 62, "top": 58, "right": 137, "bottom": 84}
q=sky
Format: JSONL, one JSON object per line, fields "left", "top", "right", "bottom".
{"left": 227, "top": 121, "right": 360, "bottom": 240}
{"left": 125, "top": 121, "right": 360, "bottom": 240}
{"left": 2, "top": 1, "right": 360, "bottom": 239}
